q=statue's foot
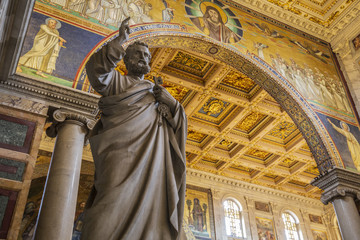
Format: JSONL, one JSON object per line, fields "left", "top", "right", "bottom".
{"left": 36, "top": 71, "right": 48, "bottom": 78}
{"left": 16, "top": 66, "right": 22, "bottom": 73}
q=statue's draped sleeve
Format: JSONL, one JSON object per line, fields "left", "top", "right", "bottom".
{"left": 86, "top": 38, "right": 126, "bottom": 96}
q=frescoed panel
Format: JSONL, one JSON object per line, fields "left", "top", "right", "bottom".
{"left": 184, "top": 185, "right": 215, "bottom": 240}
{"left": 255, "top": 217, "right": 276, "bottom": 240}
{"left": 19, "top": 177, "right": 46, "bottom": 240}
{"left": 312, "top": 229, "right": 328, "bottom": 240}
{"left": 19, "top": 175, "right": 93, "bottom": 240}
{"left": 17, "top": 9, "right": 103, "bottom": 88}
{"left": 255, "top": 201, "right": 270, "bottom": 212}
{"left": 352, "top": 33, "right": 360, "bottom": 51}
{"left": 309, "top": 214, "right": 323, "bottom": 224}
{"left": 317, "top": 112, "right": 360, "bottom": 171}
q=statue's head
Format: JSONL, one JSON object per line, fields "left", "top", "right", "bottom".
{"left": 124, "top": 41, "right": 151, "bottom": 76}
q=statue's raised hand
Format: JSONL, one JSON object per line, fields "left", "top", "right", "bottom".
{"left": 119, "top": 17, "right": 130, "bottom": 41}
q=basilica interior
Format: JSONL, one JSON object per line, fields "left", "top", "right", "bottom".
{"left": 1, "top": 0, "right": 360, "bottom": 239}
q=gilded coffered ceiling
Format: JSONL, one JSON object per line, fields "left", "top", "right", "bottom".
{"left": 229, "top": 0, "right": 360, "bottom": 41}
{"left": 37, "top": 47, "right": 322, "bottom": 199}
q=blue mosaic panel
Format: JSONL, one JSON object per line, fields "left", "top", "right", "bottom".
{"left": 0, "top": 158, "right": 26, "bottom": 181}
{"left": 0, "top": 189, "right": 18, "bottom": 238}
{"left": 0, "top": 196, "right": 8, "bottom": 227}
{"left": 0, "top": 119, "right": 28, "bottom": 147}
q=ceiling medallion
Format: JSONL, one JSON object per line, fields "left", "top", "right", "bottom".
{"left": 220, "top": 139, "right": 232, "bottom": 147}
{"left": 202, "top": 99, "right": 226, "bottom": 115}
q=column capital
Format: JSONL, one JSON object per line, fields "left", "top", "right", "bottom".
{"left": 210, "top": 188, "right": 221, "bottom": 200}
{"left": 332, "top": 41, "right": 351, "bottom": 58}
{"left": 46, "top": 108, "right": 96, "bottom": 138}
{"left": 311, "top": 167, "right": 360, "bottom": 204}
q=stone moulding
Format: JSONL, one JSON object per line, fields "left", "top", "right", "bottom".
{"left": 187, "top": 168, "right": 323, "bottom": 206}
{"left": 0, "top": 74, "right": 99, "bottom": 114}
{"left": 311, "top": 167, "right": 360, "bottom": 204}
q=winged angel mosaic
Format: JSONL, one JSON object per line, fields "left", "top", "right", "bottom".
{"left": 185, "top": 0, "right": 243, "bottom": 43}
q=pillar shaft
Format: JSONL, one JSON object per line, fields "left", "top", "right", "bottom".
{"left": 34, "top": 120, "right": 87, "bottom": 240}
{"left": 332, "top": 196, "right": 360, "bottom": 240}
{"left": 311, "top": 167, "right": 360, "bottom": 240}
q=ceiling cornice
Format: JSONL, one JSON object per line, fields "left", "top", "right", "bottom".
{"left": 230, "top": 0, "right": 360, "bottom": 42}
{"left": 187, "top": 168, "right": 323, "bottom": 206}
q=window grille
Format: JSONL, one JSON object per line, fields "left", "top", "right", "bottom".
{"left": 224, "top": 199, "right": 244, "bottom": 238}
{"left": 282, "top": 212, "right": 300, "bottom": 240}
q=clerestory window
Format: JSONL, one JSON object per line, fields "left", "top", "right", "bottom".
{"left": 282, "top": 211, "right": 301, "bottom": 240}
{"left": 224, "top": 199, "right": 246, "bottom": 239}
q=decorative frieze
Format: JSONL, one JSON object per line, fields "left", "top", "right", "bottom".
{"left": 187, "top": 168, "right": 323, "bottom": 206}
{"left": 0, "top": 75, "right": 99, "bottom": 114}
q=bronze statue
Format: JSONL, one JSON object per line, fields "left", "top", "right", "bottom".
{"left": 81, "top": 17, "right": 187, "bottom": 240}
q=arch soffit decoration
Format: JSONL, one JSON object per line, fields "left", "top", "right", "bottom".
{"left": 85, "top": 29, "right": 335, "bottom": 174}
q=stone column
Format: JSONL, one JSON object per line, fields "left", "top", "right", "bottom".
{"left": 210, "top": 189, "right": 225, "bottom": 239}
{"left": 34, "top": 109, "right": 95, "bottom": 240}
{"left": 244, "top": 197, "right": 257, "bottom": 240}
{"left": 312, "top": 167, "right": 360, "bottom": 240}
{"left": 270, "top": 202, "right": 286, "bottom": 240}
{"left": 299, "top": 209, "right": 312, "bottom": 240}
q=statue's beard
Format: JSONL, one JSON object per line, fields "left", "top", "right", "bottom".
{"left": 127, "top": 60, "right": 151, "bottom": 75}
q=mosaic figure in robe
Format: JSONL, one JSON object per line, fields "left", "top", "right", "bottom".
{"left": 17, "top": 18, "right": 66, "bottom": 78}
{"left": 328, "top": 118, "right": 360, "bottom": 171}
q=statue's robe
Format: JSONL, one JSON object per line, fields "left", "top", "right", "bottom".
{"left": 81, "top": 39, "right": 187, "bottom": 240}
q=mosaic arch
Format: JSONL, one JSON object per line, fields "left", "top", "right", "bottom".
{"left": 75, "top": 30, "right": 334, "bottom": 173}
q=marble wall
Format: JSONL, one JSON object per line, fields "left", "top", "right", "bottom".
{"left": 0, "top": 90, "right": 47, "bottom": 240}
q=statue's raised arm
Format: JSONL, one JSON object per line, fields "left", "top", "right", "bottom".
{"left": 85, "top": 17, "right": 131, "bottom": 95}
{"left": 118, "top": 17, "right": 130, "bottom": 43}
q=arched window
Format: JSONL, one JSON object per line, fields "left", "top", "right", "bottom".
{"left": 282, "top": 211, "right": 302, "bottom": 240}
{"left": 223, "top": 199, "right": 246, "bottom": 238}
